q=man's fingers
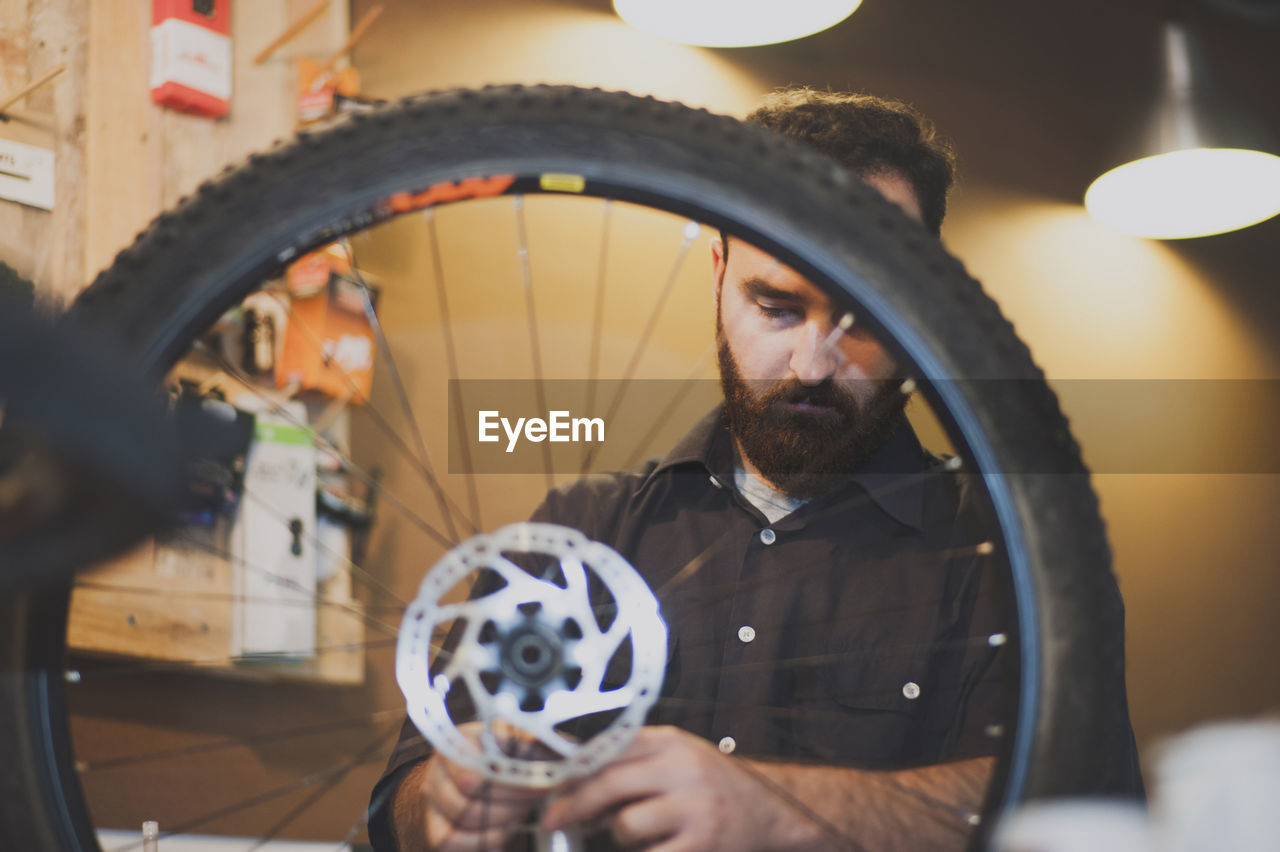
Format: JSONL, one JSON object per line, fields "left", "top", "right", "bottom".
{"left": 609, "top": 796, "right": 680, "bottom": 849}
{"left": 645, "top": 838, "right": 702, "bottom": 852}
{"left": 424, "top": 756, "right": 473, "bottom": 822}
{"left": 543, "top": 757, "right": 666, "bottom": 830}
{"left": 439, "top": 757, "right": 541, "bottom": 806}
{"left": 427, "top": 755, "right": 543, "bottom": 830}
{"left": 428, "top": 813, "right": 529, "bottom": 852}
{"left": 544, "top": 727, "right": 718, "bottom": 831}
{"left": 425, "top": 756, "right": 498, "bottom": 825}
{"left": 613, "top": 725, "right": 682, "bottom": 762}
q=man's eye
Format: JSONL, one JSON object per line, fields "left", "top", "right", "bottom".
{"left": 758, "top": 303, "right": 799, "bottom": 320}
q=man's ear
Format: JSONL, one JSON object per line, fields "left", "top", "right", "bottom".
{"left": 711, "top": 237, "right": 727, "bottom": 303}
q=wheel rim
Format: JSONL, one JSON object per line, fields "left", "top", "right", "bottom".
{"left": 33, "top": 87, "right": 1122, "bottom": 850}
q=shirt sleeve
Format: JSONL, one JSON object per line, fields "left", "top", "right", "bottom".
{"left": 366, "top": 723, "right": 427, "bottom": 852}
{"left": 925, "top": 473, "right": 1145, "bottom": 799}
{"left": 916, "top": 469, "right": 1011, "bottom": 763}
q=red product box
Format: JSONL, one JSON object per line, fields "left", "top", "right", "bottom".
{"left": 150, "top": 0, "right": 233, "bottom": 118}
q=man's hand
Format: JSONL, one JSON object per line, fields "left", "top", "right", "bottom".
{"left": 541, "top": 725, "right": 994, "bottom": 852}
{"left": 391, "top": 723, "right": 546, "bottom": 852}
{"left": 394, "top": 722, "right": 992, "bottom": 851}
{"left": 541, "top": 726, "right": 808, "bottom": 852}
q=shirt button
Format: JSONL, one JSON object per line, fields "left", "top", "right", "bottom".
{"left": 718, "top": 736, "right": 737, "bottom": 754}
{"left": 902, "top": 681, "right": 921, "bottom": 700}
{"left": 759, "top": 528, "right": 776, "bottom": 545}
{"left": 737, "top": 625, "right": 756, "bottom": 644}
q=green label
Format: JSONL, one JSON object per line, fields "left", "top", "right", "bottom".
{"left": 254, "top": 421, "right": 313, "bottom": 446}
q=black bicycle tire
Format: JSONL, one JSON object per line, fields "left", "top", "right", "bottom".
{"left": 0, "top": 84, "right": 1133, "bottom": 850}
{"left": 0, "top": 304, "right": 185, "bottom": 588}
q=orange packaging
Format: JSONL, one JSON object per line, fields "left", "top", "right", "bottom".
{"left": 296, "top": 58, "right": 361, "bottom": 126}
{"left": 285, "top": 249, "right": 336, "bottom": 297}
{"left": 286, "top": 244, "right": 353, "bottom": 296}
{"left": 277, "top": 250, "right": 377, "bottom": 404}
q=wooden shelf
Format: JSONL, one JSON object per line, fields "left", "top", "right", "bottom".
{"left": 66, "top": 354, "right": 367, "bottom": 686}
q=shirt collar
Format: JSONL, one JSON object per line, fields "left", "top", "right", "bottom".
{"left": 642, "top": 404, "right": 928, "bottom": 532}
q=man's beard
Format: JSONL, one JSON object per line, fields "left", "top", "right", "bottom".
{"left": 717, "top": 331, "right": 907, "bottom": 500}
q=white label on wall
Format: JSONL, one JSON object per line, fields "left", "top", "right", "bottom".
{"left": 150, "top": 17, "right": 233, "bottom": 100}
{"left": 0, "top": 137, "right": 55, "bottom": 211}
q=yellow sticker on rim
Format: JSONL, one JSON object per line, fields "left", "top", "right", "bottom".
{"left": 539, "top": 173, "right": 587, "bottom": 193}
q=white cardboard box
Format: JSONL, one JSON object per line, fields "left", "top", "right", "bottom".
{"left": 232, "top": 403, "right": 317, "bottom": 658}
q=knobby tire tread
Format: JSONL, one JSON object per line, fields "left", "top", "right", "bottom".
{"left": 2, "top": 85, "right": 1131, "bottom": 850}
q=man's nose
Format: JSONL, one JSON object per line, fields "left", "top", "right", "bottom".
{"left": 790, "top": 320, "right": 842, "bottom": 386}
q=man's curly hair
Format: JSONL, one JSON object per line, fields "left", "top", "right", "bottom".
{"left": 746, "top": 87, "right": 955, "bottom": 235}
{"left": 0, "top": 260, "right": 35, "bottom": 307}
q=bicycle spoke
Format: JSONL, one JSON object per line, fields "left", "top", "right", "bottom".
{"left": 730, "top": 758, "right": 870, "bottom": 852}
{"left": 581, "top": 199, "right": 612, "bottom": 471}
{"left": 191, "top": 338, "right": 457, "bottom": 551}
{"left": 171, "top": 531, "right": 403, "bottom": 640}
{"left": 651, "top": 695, "right": 879, "bottom": 725}
{"left": 244, "top": 748, "right": 368, "bottom": 852}
{"left": 712, "top": 763, "right": 971, "bottom": 846}
{"left": 269, "top": 286, "right": 480, "bottom": 537}
{"left": 513, "top": 195, "right": 555, "bottom": 491}
{"left": 642, "top": 704, "right": 987, "bottom": 833}
{"left": 241, "top": 485, "right": 409, "bottom": 609}
{"left": 66, "top": 637, "right": 398, "bottom": 681}
{"left": 660, "top": 540, "right": 995, "bottom": 626}
{"left": 76, "top": 709, "right": 405, "bottom": 772}
{"left": 750, "top": 733, "right": 988, "bottom": 829}
{"left": 579, "top": 219, "right": 700, "bottom": 474}
{"left": 476, "top": 772, "right": 492, "bottom": 852}
{"left": 31, "top": 82, "right": 1087, "bottom": 852}
{"left": 621, "top": 344, "right": 715, "bottom": 469}
{"left": 340, "top": 238, "right": 466, "bottom": 543}
{"left": 425, "top": 731, "right": 547, "bottom": 852}
{"left": 67, "top": 160, "right": 1006, "bottom": 852}
{"left": 425, "top": 208, "right": 484, "bottom": 533}
{"left": 71, "top": 579, "right": 405, "bottom": 615}
{"left": 673, "top": 630, "right": 1006, "bottom": 682}
{"left": 859, "top": 768, "right": 981, "bottom": 827}
{"left": 654, "top": 458, "right": 972, "bottom": 602}
{"left": 102, "top": 723, "right": 399, "bottom": 852}
{"left": 336, "top": 776, "right": 394, "bottom": 851}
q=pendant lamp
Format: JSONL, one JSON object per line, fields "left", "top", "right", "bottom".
{"left": 612, "top": 0, "right": 862, "bottom": 48}
{"left": 1085, "top": 18, "right": 1280, "bottom": 239}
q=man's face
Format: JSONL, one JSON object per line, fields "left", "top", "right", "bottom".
{"left": 712, "top": 171, "right": 923, "bottom": 497}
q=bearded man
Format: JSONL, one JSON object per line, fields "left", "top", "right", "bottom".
{"left": 372, "top": 88, "right": 1142, "bottom": 852}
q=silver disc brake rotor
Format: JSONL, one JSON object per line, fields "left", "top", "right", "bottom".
{"left": 397, "top": 522, "right": 668, "bottom": 788}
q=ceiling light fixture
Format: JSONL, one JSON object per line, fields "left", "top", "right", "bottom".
{"left": 612, "top": 0, "right": 862, "bottom": 48}
{"left": 1085, "top": 19, "right": 1280, "bottom": 239}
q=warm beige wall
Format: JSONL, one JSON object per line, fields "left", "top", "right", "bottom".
{"left": 351, "top": 0, "right": 1280, "bottom": 764}
{"left": 349, "top": 197, "right": 723, "bottom": 593}
{"left": 944, "top": 178, "right": 1280, "bottom": 755}
{"left": 85, "top": 0, "right": 350, "bottom": 278}
{"left": 349, "top": 0, "right": 762, "bottom": 112}
{"left": 1, "top": 0, "right": 350, "bottom": 298}
{"left": 0, "top": 0, "right": 87, "bottom": 302}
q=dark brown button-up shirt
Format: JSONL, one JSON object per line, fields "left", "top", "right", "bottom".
{"left": 369, "top": 407, "right": 1016, "bottom": 849}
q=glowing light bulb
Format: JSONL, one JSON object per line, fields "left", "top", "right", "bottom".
{"left": 1085, "top": 148, "right": 1280, "bottom": 239}
{"left": 613, "top": 0, "right": 861, "bottom": 48}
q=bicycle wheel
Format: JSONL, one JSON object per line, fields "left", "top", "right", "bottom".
{"left": 0, "top": 301, "right": 184, "bottom": 586}
{"left": 1, "top": 85, "right": 1134, "bottom": 851}
{"left": 0, "top": 300, "right": 184, "bottom": 850}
